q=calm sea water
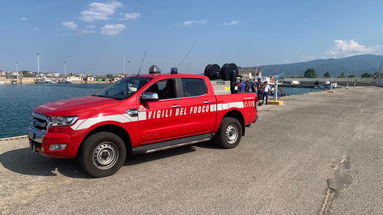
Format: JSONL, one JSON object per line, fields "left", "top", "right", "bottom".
{"left": 0, "top": 84, "right": 108, "bottom": 138}
{"left": 0, "top": 84, "right": 319, "bottom": 138}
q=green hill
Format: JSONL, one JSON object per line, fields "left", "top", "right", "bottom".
{"left": 248, "top": 54, "right": 383, "bottom": 77}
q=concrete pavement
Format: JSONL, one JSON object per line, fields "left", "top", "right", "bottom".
{"left": 1, "top": 87, "right": 383, "bottom": 215}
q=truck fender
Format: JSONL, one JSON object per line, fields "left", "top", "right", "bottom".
{"left": 78, "top": 123, "right": 132, "bottom": 156}
{"left": 217, "top": 110, "right": 245, "bottom": 136}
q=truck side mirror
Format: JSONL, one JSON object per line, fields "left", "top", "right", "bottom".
{"left": 141, "top": 92, "right": 159, "bottom": 102}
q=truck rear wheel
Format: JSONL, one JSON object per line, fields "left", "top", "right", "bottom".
{"left": 215, "top": 117, "right": 242, "bottom": 149}
{"left": 79, "top": 132, "right": 126, "bottom": 178}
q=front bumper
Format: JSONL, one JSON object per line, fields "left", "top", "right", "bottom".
{"left": 28, "top": 127, "right": 78, "bottom": 158}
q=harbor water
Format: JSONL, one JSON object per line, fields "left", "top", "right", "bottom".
{"left": 0, "top": 84, "right": 320, "bottom": 138}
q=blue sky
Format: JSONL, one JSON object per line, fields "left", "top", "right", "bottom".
{"left": 1, "top": 0, "right": 383, "bottom": 75}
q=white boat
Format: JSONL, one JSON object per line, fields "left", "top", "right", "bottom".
{"left": 35, "top": 77, "right": 57, "bottom": 84}
{"left": 323, "top": 81, "right": 341, "bottom": 89}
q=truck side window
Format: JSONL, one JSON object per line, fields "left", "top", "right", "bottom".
{"left": 181, "top": 78, "right": 207, "bottom": 97}
{"left": 146, "top": 79, "right": 176, "bottom": 100}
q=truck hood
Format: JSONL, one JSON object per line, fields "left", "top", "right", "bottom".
{"left": 34, "top": 96, "right": 121, "bottom": 116}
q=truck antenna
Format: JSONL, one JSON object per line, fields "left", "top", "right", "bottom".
{"left": 137, "top": 50, "right": 147, "bottom": 76}
{"left": 178, "top": 43, "right": 196, "bottom": 67}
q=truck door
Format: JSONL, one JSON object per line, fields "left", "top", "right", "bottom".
{"left": 173, "top": 78, "right": 216, "bottom": 135}
{"left": 139, "top": 78, "right": 184, "bottom": 144}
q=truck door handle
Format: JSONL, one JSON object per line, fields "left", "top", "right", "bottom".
{"left": 127, "top": 109, "right": 138, "bottom": 117}
{"left": 203, "top": 101, "right": 212, "bottom": 104}
{"left": 171, "top": 105, "right": 180, "bottom": 108}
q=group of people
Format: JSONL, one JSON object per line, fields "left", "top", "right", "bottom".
{"left": 239, "top": 78, "right": 271, "bottom": 105}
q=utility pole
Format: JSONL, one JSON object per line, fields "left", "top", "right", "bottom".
{"left": 123, "top": 56, "right": 126, "bottom": 75}
{"left": 128, "top": 60, "right": 131, "bottom": 76}
{"left": 274, "top": 78, "right": 278, "bottom": 102}
{"left": 36, "top": 53, "right": 40, "bottom": 76}
{"left": 64, "top": 61, "right": 67, "bottom": 77}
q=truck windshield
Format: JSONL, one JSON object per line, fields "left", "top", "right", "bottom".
{"left": 94, "top": 77, "right": 152, "bottom": 100}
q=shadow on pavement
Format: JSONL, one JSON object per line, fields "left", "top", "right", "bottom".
{"left": 0, "top": 146, "right": 199, "bottom": 178}
{"left": 127, "top": 146, "right": 197, "bottom": 165}
{"left": 194, "top": 140, "right": 220, "bottom": 149}
{"left": 0, "top": 148, "right": 88, "bottom": 178}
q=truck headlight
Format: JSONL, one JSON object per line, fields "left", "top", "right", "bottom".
{"left": 49, "top": 116, "right": 78, "bottom": 127}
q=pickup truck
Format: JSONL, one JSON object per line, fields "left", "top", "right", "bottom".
{"left": 28, "top": 73, "right": 258, "bottom": 177}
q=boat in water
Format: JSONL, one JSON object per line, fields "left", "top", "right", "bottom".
{"left": 34, "top": 77, "right": 57, "bottom": 84}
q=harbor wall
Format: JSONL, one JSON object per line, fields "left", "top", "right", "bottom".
{"left": 281, "top": 77, "right": 375, "bottom": 87}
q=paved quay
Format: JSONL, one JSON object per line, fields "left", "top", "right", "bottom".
{"left": 1, "top": 86, "right": 383, "bottom": 215}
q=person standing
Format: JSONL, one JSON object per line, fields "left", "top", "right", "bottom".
{"left": 256, "top": 78, "right": 263, "bottom": 103}
{"left": 239, "top": 80, "right": 246, "bottom": 93}
{"left": 247, "top": 79, "right": 255, "bottom": 92}
{"left": 263, "top": 81, "right": 271, "bottom": 105}
{"left": 250, "top": 79, "right": 256, "bottom": 92}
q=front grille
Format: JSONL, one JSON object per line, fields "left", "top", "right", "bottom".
{"left": 31, "top": 112, "right": 49, "bottom": 131}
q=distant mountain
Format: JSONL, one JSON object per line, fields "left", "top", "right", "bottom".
{"left": 247, "top": 54, "right": 383, "bottom": 77}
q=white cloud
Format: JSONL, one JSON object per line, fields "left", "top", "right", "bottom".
{"left": 183, "top": 20, "right": 207, "bottom": 26}
{"left": 224, "top": 20, "right": 239, "bottom": 25}
{"left": 85, "top": 25, "right": 96, "bottom": 29}
{"left": 119, "top": 12, "right": 141, "bottom": 21}
{"left": 325, "top": 39, "right": 383, "bottom": 58}
{"left": 80, "top": 0, "right": 122, "bottom": 22}
{"left": 101, "top": 24, "right": 125, "bottom": 35}
{"left": 326, "top": 39, "right": 376, "bottom": 57}
{"left": 62, "top": 21, "right": 78, "bottom": 30}
{"left": 78, "top": 29, "right": 96, "bottom": 35}
{"left": 20, "top": 17, "right": 28, "bottom": 21}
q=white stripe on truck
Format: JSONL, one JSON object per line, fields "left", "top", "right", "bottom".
{"left": 71, "top": 101, "right": 248, "bottom": 131}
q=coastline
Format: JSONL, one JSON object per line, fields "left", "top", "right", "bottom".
{"left": 0, "top": 135, "right": 27, "bottom": 142}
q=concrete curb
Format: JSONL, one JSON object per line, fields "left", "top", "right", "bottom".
{"left": 0, "top": 135, "right": 27, "bottom": 142}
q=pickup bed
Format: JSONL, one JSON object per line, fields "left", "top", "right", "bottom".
{"left": 28, "top": 74, "right": 258, "bottom": 177}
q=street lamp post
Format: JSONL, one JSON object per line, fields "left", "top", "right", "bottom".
{"left": 64, "top": 61, "right": 67, "bottom": 78}
{"left": 128, "top": 60, "right": 131, "bottom": 76}
{"left": 36, "top": 53, "right": 40, "bottom": 76}
{"left": 123, "top": 56, "right": 126, "bottom": 75}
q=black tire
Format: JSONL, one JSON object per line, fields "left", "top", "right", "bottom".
{"left": 229, "top": 63, "right": 239, "bottom": 79}
{"left": 204, "top": 64, "right": 221, "bottom": 80}
{"left": 220, "top": 63, "right": 229, "bottom": 80}
{"left": 220, "top": 63, "right": 238, "bottom": 81}
{"left": 79, "top": 132, "right": 127, "bottom": 178}
{"left": 215, "top": 117, "right": 242, "bottom": 149}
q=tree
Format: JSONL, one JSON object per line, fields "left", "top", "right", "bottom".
{"left": 106, "top": 74, "right": 114, "bottom": 79}
{"left": 348, "top": 74, "right": 355, "bottom": 78}
{"left": 337, "top": 73, "right": 346, "bottom": 78}
{"left": 361, "top": 73, "right": 372, "bottom": 78}
{"left": 304, "top": 68, "right": 317, "bottom": 78}
{"left": 21, "top": 70, "right": 36, "bottom": 77}
{"left": 323, "top": 72, "right": 330, "bottom": 78}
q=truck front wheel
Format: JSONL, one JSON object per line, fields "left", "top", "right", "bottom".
{"left": 79, "top": 132, "right": 127, "bottom": 177}
{"left": 215, "top": 117, "right": 242, "bottom": 149}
